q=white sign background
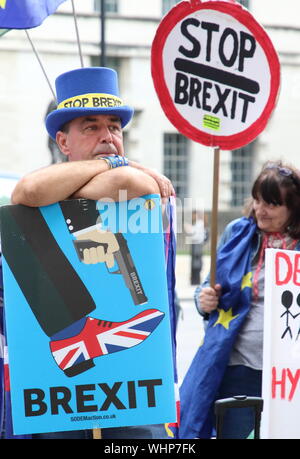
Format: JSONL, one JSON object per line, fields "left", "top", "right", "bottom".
{"left": 152, "top": 1, "right": 280, "bottom": 150}
{"left": 163, "top": 9, "right": 270, "bottom": 137}
{"left": 262, "top": 248, "right": 300, "bottom": 439}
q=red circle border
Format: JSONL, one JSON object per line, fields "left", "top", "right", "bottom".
{"left": 151, "top": 1, "right": 281, "bottom": 150}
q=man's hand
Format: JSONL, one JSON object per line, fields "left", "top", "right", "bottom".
{"left": 76, "top": 228, "right": 119, "bottom": 268}
{"left": 147, "top": 170, "right": 175, "bottom": 198}
{"left": 129, "top": 161, "right": 175, "bottom": 198}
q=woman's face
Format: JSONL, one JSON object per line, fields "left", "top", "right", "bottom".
{"left": 253, "top": 195, "right": 291, "bottom": 233}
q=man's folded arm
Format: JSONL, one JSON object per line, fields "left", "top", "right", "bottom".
{"left": 11, "top": 160, "right": 114, "bottom": 206}
{"left": 72, "top": 166, "right": 160, "bottom": 201}
{"left": 11, "top": 162, "right": 160, "bottom": 207}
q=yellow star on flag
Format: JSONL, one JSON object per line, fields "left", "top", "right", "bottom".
{"left": 213, "top": 307, "right": 239, "bottom": 330}
{"left": 241, "top": 271, "right": 252, "bottom": 290}
{"left": 0, "top": 0, "right": 7, "bottom": 9}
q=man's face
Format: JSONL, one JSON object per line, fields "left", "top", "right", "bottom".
{"left": 56, "top": 114, "right": 124, "bottom": 161}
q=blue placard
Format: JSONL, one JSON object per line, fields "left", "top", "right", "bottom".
{"left": 1, "top": 194, "right": 176, "bottom": 435}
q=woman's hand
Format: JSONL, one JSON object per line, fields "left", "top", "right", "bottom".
{"left": 199, "top": 284, "right": 222, "bottom": 313}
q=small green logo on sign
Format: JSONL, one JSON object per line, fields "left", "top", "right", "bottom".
{"left": 203, "top": 115, "right": 220, "bottom": 131}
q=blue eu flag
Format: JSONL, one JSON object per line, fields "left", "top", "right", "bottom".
{"left": 178, "top": 217, "right": 257, "bottom": 438}
{"left": 0, "top": 0, "right": 66, "bottom": 29}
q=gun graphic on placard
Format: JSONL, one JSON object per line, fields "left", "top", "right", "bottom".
{"left": 73, "top": 232, "right": 148, "bottom": 306}
{"left": 60, "top": 199, "right": 148, "bottom": 306}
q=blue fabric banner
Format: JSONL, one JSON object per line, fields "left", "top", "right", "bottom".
{"left": 177, "top": 217, "right": 257, "bottom": 438}
{"left": 0, "top": 0, "right": 66, "bottom": 29}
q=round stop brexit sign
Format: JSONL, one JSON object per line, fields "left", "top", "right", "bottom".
{"left": 151, "top": 1, "right": 280, "bottom": 150}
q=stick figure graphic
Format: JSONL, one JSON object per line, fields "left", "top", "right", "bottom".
{"left": 295, "top": 293, "right": 300, "bottom": 341}
{"left": 280, "top": 290, "right": 300, "bottom": 339}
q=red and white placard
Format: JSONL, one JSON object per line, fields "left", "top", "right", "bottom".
{"left": 151, "top": 1, "right": 280, "bottom": 150}
{"left": 262, "top": 249, "right": 300, "bottom": 439}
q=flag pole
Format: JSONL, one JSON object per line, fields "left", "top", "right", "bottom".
{"left": 25, "top": 30, "right": 56, "bottom": 101}
{"left": 71, "top": 0, "right": 84, "bottom": 68}
{"left": 209, "top": 146, "right": 220, "bottom": 288}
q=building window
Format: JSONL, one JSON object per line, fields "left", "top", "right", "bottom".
{"left": 162, "top": 0, "right": 181, "bottom": 15}
{"left": 90, "top": 56, "right": 121, "bottom": 78}
{"left": 231, "top": 142, "right": 255, "bottom": 208}
{"left": 94, "top": 0, "right": 118, "bottom": 13}
{"left": 163, "top": 133, "right": 189, "bottom": 201}
{"left": 237, "top": 0, "right": 250, "bottom": 8}
{"left": 162, "top": 0, "right": 249, "bottom": 16}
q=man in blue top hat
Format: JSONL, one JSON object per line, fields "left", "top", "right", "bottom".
{"left": 13, "top": 66, "right": 174, "bottom": 205}
{"left": 3, "top": 66, "right": 176, "bottom": 439}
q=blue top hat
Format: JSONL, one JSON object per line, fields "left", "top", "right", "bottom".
{"left": 46, "top": 67, "right": 134, "bottom": 140}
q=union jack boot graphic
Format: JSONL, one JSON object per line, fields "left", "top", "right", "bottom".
{"left": 49, "top": 309, "right": 165, "bottom": 377}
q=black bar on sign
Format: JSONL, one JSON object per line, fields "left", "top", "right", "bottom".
{"left": 174, "top": 58, "right": 260, "bottom": 94}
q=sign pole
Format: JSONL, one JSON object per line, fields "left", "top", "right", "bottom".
{"left": 210, "top": 146, "right": 220, "bottom": 288}
{"left": 151, "top": 0, "right": 280, "bottom": 282}
{"left": 93, "top": 428, "right": 102, "bottom": 439}
{"left": 100, "top": 0, "right": 106, "bottom": 67}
